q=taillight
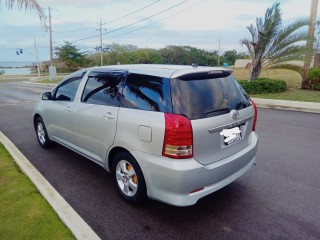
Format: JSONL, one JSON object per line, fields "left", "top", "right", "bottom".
{"left": 162, "top": 113, "right": 193, "bottom": 159}
{"left": 251, "top": 99, "right": 258, "bottom": 131}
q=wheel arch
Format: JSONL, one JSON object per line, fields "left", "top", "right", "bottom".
{"left": 33, "top": 113, "right": 42, "bottom": 130}
{"left": 109, "top": 147, "right": 148, "bottom": 204}
{"left": 107, "top": 146, "right": 133, "bottom": 172}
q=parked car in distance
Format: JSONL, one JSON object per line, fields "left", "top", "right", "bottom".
{"left": 33, "top": 64, "right": 259, "bottom": 206}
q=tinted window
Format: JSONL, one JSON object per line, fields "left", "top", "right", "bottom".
{"left": 54, "top": 77, "right": 81, "bottom": 101}
{"left": 82, "top": 74, "right": 121, "bottom": 106}
{"left": 120, "top": 73, "right": 171, "bottom": 112}
{"left": 170, "top": 76, "right": 251, "bottom": 120}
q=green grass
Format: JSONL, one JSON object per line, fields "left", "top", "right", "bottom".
{"left": 0, "top": 143, "right": 74, "bottom": 240}
{"left": 232, "top": 68, "right": 320, "bottom": 102}
{"left": 250, "top": 88, "right": 320, "bottom": 103}
{"left": 232, "top": 68, "right": 302, "bottom": 88}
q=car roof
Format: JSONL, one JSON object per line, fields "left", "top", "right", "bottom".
{"left": 86, "top": 64, "right": 232, "bottom": 78}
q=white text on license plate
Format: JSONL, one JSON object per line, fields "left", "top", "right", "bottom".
{"left": 220, "top": 127, "right": 242, "bottom": 145}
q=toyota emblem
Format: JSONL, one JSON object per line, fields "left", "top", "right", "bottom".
{"left": 232, "top": 110, "right": 240, "bottom": 120}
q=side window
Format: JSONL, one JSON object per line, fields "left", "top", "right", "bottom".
{"left": 120, "top": 73, "right": 171, "bottom": 112}
{"left": 81, "top": 75, "right": 121, "bottom": 106}
{"left": 54, "top": 77, "right": 81, "bottom": 102}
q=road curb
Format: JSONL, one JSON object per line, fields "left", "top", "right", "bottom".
{"left": 22, "top": 81, "right": 57, "bottom": 88}
{"left": 0, "top": 131, "right": 101, "bottom": 240}
{"left": 252, "top": 98, "right": 320, "bottom": 114}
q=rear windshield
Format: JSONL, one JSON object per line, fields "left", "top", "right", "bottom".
{"left": 170, "top": 76, "right": 251, "bottom": 120}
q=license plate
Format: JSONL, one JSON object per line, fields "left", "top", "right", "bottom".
{"left": 220, "top": 127, "right": 242, "bottom": 145}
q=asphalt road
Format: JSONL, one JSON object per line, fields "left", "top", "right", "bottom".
{"left": 0, "top": 82, "right": 319, "bottom": 240}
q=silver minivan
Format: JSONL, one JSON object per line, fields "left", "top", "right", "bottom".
{"left": 33, "top": 64, "right": 259, "bottom": 206}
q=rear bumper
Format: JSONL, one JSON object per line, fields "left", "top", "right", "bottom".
{"left": 131, "top": 132, "right": 258, "bottom": 206}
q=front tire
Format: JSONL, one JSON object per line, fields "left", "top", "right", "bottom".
{"left": 35, "top": 117, "right": 52, "bottom": 148}
{"left": 113, "top": 152, "right": 147, "bottom": 205}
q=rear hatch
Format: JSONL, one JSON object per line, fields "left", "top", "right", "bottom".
{"left": 170, "top": 69, "right": 254, "bottom": 165}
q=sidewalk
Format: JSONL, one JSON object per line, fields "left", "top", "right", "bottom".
{"left": 252, "top": 98, "right": 320, "bottom": 114}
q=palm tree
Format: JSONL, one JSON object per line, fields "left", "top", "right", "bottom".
{"left": 241, "top": 3, "right": 308, "bottom": 81}
{"left": 1, "top": 0, "right": 45, "bottom": 23}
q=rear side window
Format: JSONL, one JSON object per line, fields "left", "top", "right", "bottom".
{"left": 120, "top": 73, "right": 171, "bottom": 112}
{"left": 82, "top": 73, "right": 122, "bottom": 106}
{"left": 170, "top": 75, "right": 251, "bottom": 120}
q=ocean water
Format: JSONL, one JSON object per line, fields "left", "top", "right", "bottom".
{"left": 0, "top": 61, "right": 34, "bottom": 75}
{"left": 0, "top": 61, "right": 34, "bottom": 67}
{"left": 0, "top": 68, "right": 32, "bottom": 75}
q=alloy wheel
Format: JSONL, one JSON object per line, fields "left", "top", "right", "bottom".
{"left": 115, "top": 160, "right": 138, "bottom": 197}
{"left": 37, "top": 122, "right": 46, "bottom": 145}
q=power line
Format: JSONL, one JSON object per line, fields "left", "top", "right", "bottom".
{"left": 104, "top": 0, "right": 206, "bottom": 40}
{"left": 4, "top": 0, "right": 206, "bottom": 55}
{"left": 52, "top": 0, "right": 161, "bottom": 34}
{"left": 73, "top": 0, "right": 189, "bottom": 42}
{"left": 107, "top": 0, "right": 161, "bottom": 24}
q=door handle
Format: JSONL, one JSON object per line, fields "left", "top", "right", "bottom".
{"left": 65, "top": 106, "right": 72, "bottom": 112}
{"left": 103, "top": 112, "right": 115, "bottom": 120}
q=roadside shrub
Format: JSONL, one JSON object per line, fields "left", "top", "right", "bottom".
{"left": 307, "top": 68, "right": 320, "bottom": 91}
{"left": 0, "top": 69, "right": 5, "bottom": 75}
{"left": 238, "top": 78, "right": 287, "bottom": 94}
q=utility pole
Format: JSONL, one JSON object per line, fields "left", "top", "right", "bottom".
{"left": 49, "top": 6, "right": 53, "bottom": 66}
{"left": 34, "top": 37, "right": 41, "bottom": 77}
{"left": 98, "top": 20, "right": 104, "bottom": 66}
{"left": 217, "top": 37, "right": 221, "bottom": 67}
{"left": 48, "top": 6, "right": 56, "bottom": 80}
{"left": 302, "top": 0, "right": 318, "bottom": 88}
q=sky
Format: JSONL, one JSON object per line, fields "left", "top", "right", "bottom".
{"left": 0, "top": 0, "right": 317, "bottom": 63}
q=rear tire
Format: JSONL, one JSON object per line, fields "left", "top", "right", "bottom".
{"left": 35, "top": 117, "right": 52, "bottom": 148}
{"left": 112, "top": 152, "right": 147, "bottom": 205}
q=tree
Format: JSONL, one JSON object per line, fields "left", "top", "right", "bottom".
{"left": 223, "top": 50, "right": 237, "bottom": 66}
{"left": 241, "top": 3, "right": 308, "bottom": 81}
{"left": 133, "top": 49, "right": 163, "bottom": 64}
{"left": 160, "top": 45, "right": 190, "bottom": 65}
{"left": 160, "top": 45, "right": 218, "bottom": 66}
{"left": 184, "top": 46, "right": 218, "bottom": 66}
{"left": 1, "top": 0, "right": 45, "bottom": 23}
{"left": 222, "top": 50, "right": 251, "bottom": 66}
{"left": 83, "top": 43, "right": 229, "bottom": 67}
{"left": 105, "top": 43, "right": 137, "bottom": 65}
{"left": 55, "top": 41, "right": 85, "bottom": 70}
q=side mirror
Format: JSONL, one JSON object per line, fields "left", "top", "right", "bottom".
{"left": 42, "top": 92, "right": 52, "bottom": 100}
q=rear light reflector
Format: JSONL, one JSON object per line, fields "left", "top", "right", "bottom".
{"left": 251, "top": 99, "right": 258, "bottom": 131}
{"left": 162, "top": 113, "right": 193, "bottom": 159}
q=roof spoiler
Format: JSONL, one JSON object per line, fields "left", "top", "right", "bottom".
{"left": 88, "top": 69, "right": 128, "bottom": 78}
{"left": 172, "top": 69, "right": 232, "bottom": 80}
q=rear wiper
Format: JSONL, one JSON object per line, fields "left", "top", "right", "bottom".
{"left": 202, "top": 107, "right": 230, "bottom": 115}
